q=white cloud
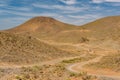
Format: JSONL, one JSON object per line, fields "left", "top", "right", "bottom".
{"left": 66, "top": 14, "right": 103, "bottom": 25}
{"left": 0, "top": 13, "right": 60, "bottom": 30}
{"left": 57, "top": 16, "right": 88, "bottom": 25}
{"left": 68, "top": 14, "right": 101, "bottom": 19}
{"left": 92, "top": 0, "right": 105, "bottom": 3}
{"left": 0, "top": 0, "right": 11, "bottom": 7}
{"left": 5, "top": 6, "right": 32, "bottom": 11}
{"left": 111, "top": 3, "right": 120, "bottom": 6}
{"left": 106, "top": 0, "right": 120, "bottom": 2}
{"left": 0, "top": 2, "right": 32, "bottom": 12}
{"left": 0, "top": 17, "right": 28, "bottom": 30}
{"left": 92, "top": 0, "right": 120, "bottom": 3}
{"left": 0, "top": 4, "right": 6, "bottom": 7}
{"left": 59, "top": 0, "right": 77, "bottom": 5}
{"left": 32, "top": 4, "right": 88, "bottom": 13}
{"left": 1, "top": 9, "right": 58, "bottom": 17}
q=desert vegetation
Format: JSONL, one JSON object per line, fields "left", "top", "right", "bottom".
{"left": 86, "top": 52, "right": 120, "bottom": 72}
{"left": 0, "top": 32, "right": 76, "bottom": 65}
{"left": 12, "top": 65, "right": 96, "bottom": 80}
{"left": 2, "top": 54, "right": 97, "bottom": 80}
{"left": 61, "top": 54, "right": 96, "bottom": 64}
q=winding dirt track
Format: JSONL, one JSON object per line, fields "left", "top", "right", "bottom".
{"left": 0, "top": 55, "right": 86, "bottom": 69}
{"left": 66, "top": 55, "right": 120, "bottom": 80}
{"left": 0, "top": 55, "right": 87, "bottom": 80}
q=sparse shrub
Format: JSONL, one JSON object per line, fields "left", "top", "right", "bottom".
{"left": 87, "top": 53, "right": 120, "bottom": 71}
{"left": 80, "top": 37, "right": 89, "bottom": 43}
{"left": 69, "top": 72, "right": 77, "bottom": 77}
{"left": 15, "top": 75, "right": 23, "bottom": 80}
{"left": 82, "top": 75, "right": 93, "bottom": 80}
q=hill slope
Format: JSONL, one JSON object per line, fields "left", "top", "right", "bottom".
{"left": 50, "top": 16, "right": 120, "bottom": 44}
{"left": 80, "top": 16, "right": 120, "bottom": 39}
{"left": 86, "top": 52, "right": 120, "bottom": 72}
{"left": 0, "top": 32, "right": 74, "bottom": 65}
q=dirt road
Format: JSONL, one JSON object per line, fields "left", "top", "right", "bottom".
{"left": 67, "top": 55, "right": 120, "bottom": 80}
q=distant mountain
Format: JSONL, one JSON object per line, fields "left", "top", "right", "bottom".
{"left": 81, "top": 16, "right": 120, "bottom": 30}
{"left": 79, "top": 16, "right": 120, "bottom": 40}
{"left": 3, "top": 16, "right": 120, "bottom": 44}
{"left": 5, "top": 16, "right": 78, "bottom": 39}
{"left": 6, "top": 16, "right": 77, "bottom": 33}
{"left": 51, "top": 16, "right": 120, "bottom": 43}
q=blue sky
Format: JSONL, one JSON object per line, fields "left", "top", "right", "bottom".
{"left": 0, "top": 0, "right": 120, "bottom": 30}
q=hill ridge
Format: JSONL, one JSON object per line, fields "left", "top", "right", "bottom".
{"left": 5, "top": 16, "right": 77, "bottom": 33}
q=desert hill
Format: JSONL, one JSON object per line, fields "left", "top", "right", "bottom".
{"left": 2, "top": 16, "right": 120, "bottom": 49}
{"left": 4, "top": 16, "right": 120, "bottom": 48}
{"left": 5, "top": 16, "right": 78, "bottom": 39}
{"left": 48, "top": 16, "right": 120, "bottom": 44}
{"left": 6, "top": 16, "right": 77, "bottom": 33}
{"left": 5, "top": 16, "right": 120, "bottom": 39}
{"left": 81, "top": 16, "right": 120, "bottom": 30}
{"left": 80, "top": 16, "right": 120, "bottom": 39}
{"left": 0, "top": 32, "right": 74, "bottom": 65}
